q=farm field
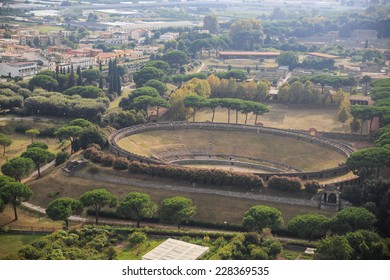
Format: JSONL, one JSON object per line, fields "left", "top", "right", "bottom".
{"left": 117, "top": 129, "right": 346, "bottom": 171}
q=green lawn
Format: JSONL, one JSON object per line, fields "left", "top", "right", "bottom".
{"left": 35, "top": 25, "right": 64, "bottom": 34}
{"left": 108, "top": 88, "right": 132, "bottom": 110}
{"left": 0, "top": 234, "right": 44, "bottom": 259}
{"left": 117, "top": 238, "right": 166, "bottom": 260}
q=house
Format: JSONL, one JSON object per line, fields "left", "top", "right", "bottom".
{"left": 159, "top": 32, "right": 180, "bottom": 41}
{"left": 0, "top": 61, "right": 38, "bottom": 77}
{"left": 130, "top": 29, "right": 152, "bottom": 41}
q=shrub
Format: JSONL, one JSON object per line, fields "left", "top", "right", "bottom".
{"left": 267, "top": 176, "right": 302, "bottom": 192}
{"left": 128, "top": 231, "right": 147, "bottom": 247}
{"left": 83, "top": 144, "right": 101, "bottom": 159}
{"left": 88, "top": 164, "right": 100, "bottom": 174}
{"left": 113, "top": 157, "right": 130, "bottom": 170}
{"left": 39, "top": 127, "right": 57, "bottom": 138}
{"left": 304, "top": 180, "right": 321, "bottom": 193}
{"left": 27, "top": 142, "right": 48, "bottom": 150}
{"left": 14, "top": 123, "right": 32, "bottom": 133}
{"left": 90, "top": 150, "right": 104, "bottom": 163}
{"left": 101, "top": 155, "right": 115, "bottom": 167}
{"left": 55, "top": 151, "right": 70, "bottom": 166}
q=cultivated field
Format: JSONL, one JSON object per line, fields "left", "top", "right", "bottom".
{"left": 117, "top": 129, "right": 346, "bottom": 171}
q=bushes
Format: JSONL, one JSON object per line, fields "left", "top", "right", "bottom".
{"left": 14, "top": 123, "right": 32, "bottom": 133}
{"left": 128, "top": 231, "right": 147, "bottom": 247}
{"left": 101, "top": 154, "right": 115, "bottom": 167}
{"left": 304, "top": 180, "right": 321, "bottom": 193}
{"left": 267, "top": 176, "right": 302, "bottom": 192}
{"left": 113, "top": 157, "right": 130, "bottom": 170}
{"left": 27, "top": 142, "right": 48, "bottom": 150}
{"left": 55, "top": 151, "right": 70, "bottom": 166}
{"left": 128, "top": 161, "right": 264, "bottom": 190}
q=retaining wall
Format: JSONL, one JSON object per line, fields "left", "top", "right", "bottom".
{"left": 108, "top": 122, "right": 355, "bottom": 180}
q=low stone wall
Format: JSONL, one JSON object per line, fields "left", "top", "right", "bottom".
{"left": 108, "top": 122, "right": 355, "bottom": 180}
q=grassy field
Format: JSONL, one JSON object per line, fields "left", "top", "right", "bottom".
{"left": 0, "top": 119, "right": 68, "bottom": 170}
{"left": 116, "top": 238, "right": 165, "bottom": 260}
{"left": 193, "top": 104, "right": 348, "bottom": 132}
{"left": 35, "top": 25, "right": 64, "bottom": 34}
{"left": 0, "top": 234, "right": 44, "bottom": 259}
{"left": 205, "top": 58, "right": 278, "bottom": 70}
{"left": 28, "top": 167, "right": 335, "bottom": 225}
{"left": 109, "top": 88, "right": 132, "bottom": 110}
{"left": 117, "top": 129, "right": 346, "bottom": 171}
{"left": 0, "top": 205, "right": 80, "bottom": 230}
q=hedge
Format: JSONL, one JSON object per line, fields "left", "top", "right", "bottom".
{"left": 267, "top": 175, "right": 303, "bottom": 192}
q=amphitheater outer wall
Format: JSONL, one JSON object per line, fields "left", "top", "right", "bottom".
{"left": 108, "top": 122, "right": 355, "bottom": 180}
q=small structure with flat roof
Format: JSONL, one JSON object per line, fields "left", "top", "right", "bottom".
{"left": 142, "top": 238, "right": 209, "bottom": 260}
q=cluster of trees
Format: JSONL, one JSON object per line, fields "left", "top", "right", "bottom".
{"left": 341, "top": 178, "right": 390, "bottom": 236}
{"left": 288, "top": 207, "right": 377, "bottom": 240}
{"left": 108, "top": 59, "right": 121, "bottom": 96}
{"left": 105, "top": 110, "right": 147, "bottom": 129}
{"left": 347, "top": 79, "right": 390, "bottom": 178}
{"left": 14, "top": 227, "right": 121, "bottom": 260}
{"left": 119, "top": 86, "right": 170, "bottom": 118}
{"left": 55, "top": 118, "right": 106, "bottom": 154}
{"left": 315, "top": 230, "right": 390, "bottom": 260}
{"left": 211, "top": 232, "right": 282, "bottom": 260}
{"left": 2, "top": 136, "right": 55, "bottom": 179}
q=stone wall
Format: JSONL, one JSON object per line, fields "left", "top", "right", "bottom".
{"left": 108, "top": 122, "right": 355, "bottom": 180}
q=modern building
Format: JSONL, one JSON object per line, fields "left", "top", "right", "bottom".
{"left": 0, "top": 61, "right": 38, "bottom": 77}
{"left": 142, "top": 238, "right": 209, "bottom": 260}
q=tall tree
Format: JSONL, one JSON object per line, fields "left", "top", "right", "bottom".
{"left": 229, "top": 19, "right": 263, "bottom": 50}
{"left": 55, "top": 126, "right": 84, "bottom": 154}
{"left": 117, "top": 192, "right": 157, "bottom": 227}
{"left": 0, "top": 133, "right": 12, "bottom": 156}
{"left": 21, "top": 148, "right": 55, "bottom": 177}
{"left": 242, "top": 205, "right": 284, "bottom": 232}
{"left": 203, "top": 14, "right": 219, "bottom": 34}
{"left": 46, "top": 198, "right": 83, "bottom": 230}
{"left": 330, "top": 207, "right": 377, "bottom": 234}
{"left": 315, "top": 235, "right": 353, "bottom": 260}
{"left": 360, "top": 75, "right": 372, "bottom": 96}
{"left": 25, "top": 129, "right": 40, "bottom": 144}
{"left": 288, "top": 214, "right": 330, "bottom": 240}
{"left": 0, "top": 182, "right": 32, "bottom": 220}
{"left": 160, "top": 196, "right": 196, "bottom": 229}
{"left": 80, "top": 188, "right": 117, "bottom": 224}
{"left": 1, "top": 157, "right": 34, "bottom": 182}
{"left": 67, "top": 65, "right": 76, "bottom": 88}
{"left": 76, "top": 66, "right": 82, "bottom": 86}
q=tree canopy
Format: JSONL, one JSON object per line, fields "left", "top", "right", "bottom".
{"left": 117, "top": 192, "right": 157, "bottom": 227}
{"left": 1, "top": 157, "right": 34, "bottom": 182}
{"left": 0, "top": 181, "right": 32, "bottom": 220}
{"left": 242, "top": 205, "right": 284, "bottom": 232}
{"left": 159, "top": 196, "right": 196, "bottom": 228}
{"left": 80, "top": 188, "right": 117, "bottom": 224}
{"left": 46, "top": 198, "right": 83, "bottom": 230}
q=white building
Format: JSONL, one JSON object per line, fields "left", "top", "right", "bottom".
{"left": 0, "top": 61, "right": 38, "bottom": 77}
{"left": 159, "top": 32, "right": 180, "bottom": 41}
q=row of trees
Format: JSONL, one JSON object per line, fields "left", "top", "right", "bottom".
{"left": 83, "top": 146, "right": 265, "bottom": 190}
{"left": 183, "top": 94, "right": 269, "bottom": 124}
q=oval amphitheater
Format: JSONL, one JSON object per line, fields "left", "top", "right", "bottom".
{"left": 108, "top": 122, "right": 355, "bottom": 180}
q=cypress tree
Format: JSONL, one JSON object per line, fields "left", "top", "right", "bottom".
{"left": 68, "top": 64, "right": 76, "bottom": 88}
{"left": 76, "top": 66, "right": 82, "bottom": 86}
{"left": 99, "top": 77, "right": 103, "bottom": 89}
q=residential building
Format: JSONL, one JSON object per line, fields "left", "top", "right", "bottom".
{"left": 0, "top": 61, "right": 38, "bottom": 77}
